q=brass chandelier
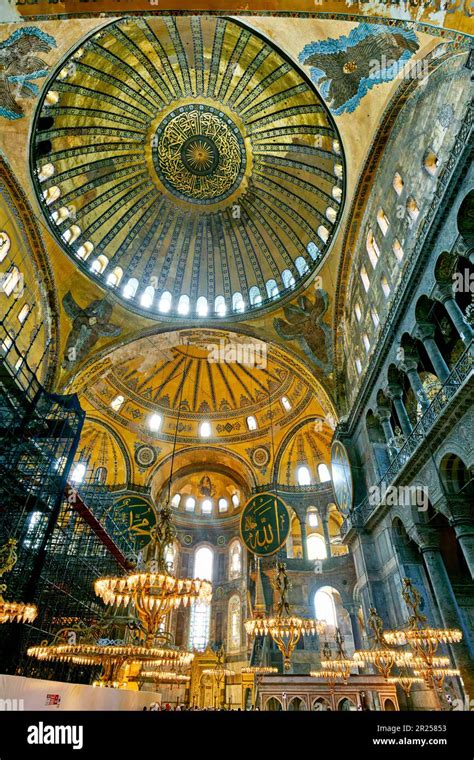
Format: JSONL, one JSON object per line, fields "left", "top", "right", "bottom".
{"left": 0, "top": 538, "right": 37, "bottom": 625}
{"left": 352, "top": 607, "right": 413, "bottom": 680}
{"left": 312, "top": 628, "right": 353, "bottom": 684}
{"left": 95, "top": 504, "right": 212, "bottom": 647}
{"left": 27, "top": 640, "right": 194, "bottom": 688}
{"left": 245, "top": 562, "right": 325, "bottom": 671}
{"left": 384, "top": 578, "right": 462, "bottom": 683}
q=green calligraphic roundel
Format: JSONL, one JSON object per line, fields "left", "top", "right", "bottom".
{"left": 106, "top": 495, "right": 156, "bottom": 551}
{"left": 330, "top": 441, "right": 353, "bottom": 516}
{"left": 240, "top": 492, "right": 291, "bottom": 556}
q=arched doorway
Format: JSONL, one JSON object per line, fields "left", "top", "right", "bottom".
{"left": 288, "top": 696, "right": 305, "bottom": 711}
{"left": 338, "top": 697, "right": 355, "bottom": 711}
{"left": 265, "top": 697, "right": 283, "bottom": 711}
{"left": 384, "top": 698, "right": 397, "bottom": 711}
{"left": 313, "top": 697, "right": 331, "bottom": 711}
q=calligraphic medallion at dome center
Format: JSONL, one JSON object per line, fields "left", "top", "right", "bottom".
{"left": 240, "top": 492, "right": 290, "bottom": 556}
{"left": 153, "top": 105, "right": 245, "bottom": 204}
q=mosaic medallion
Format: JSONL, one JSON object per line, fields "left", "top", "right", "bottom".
{"left": 153, "top": 105, "right": 245, "bottom": 204}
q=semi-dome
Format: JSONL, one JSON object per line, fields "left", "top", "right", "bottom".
{"left": 31, "top": 16, "right": 345, "bottom": 320}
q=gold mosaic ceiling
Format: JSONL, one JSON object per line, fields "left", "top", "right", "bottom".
{"left": 70, "top": 329, "right": 334, "bottom": 446}
{"left": 31, "top": 16, "right": 345, "bottom": 320}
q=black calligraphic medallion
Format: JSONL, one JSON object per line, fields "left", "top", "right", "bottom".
{"left": 240, "top": 492, "right": 290, "bottom": 556}
{"left": 106, "top": 495, "right": 156, "bottom": 551}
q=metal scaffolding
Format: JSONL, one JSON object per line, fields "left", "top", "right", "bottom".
{"left": 0, "top": 338, "right": 133, "bottom": 680}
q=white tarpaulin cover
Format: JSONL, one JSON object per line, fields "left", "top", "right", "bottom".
{"left": 0, "top": 674, "right": 161, "bottom": 711}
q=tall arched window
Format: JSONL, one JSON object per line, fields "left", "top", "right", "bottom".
{"left": 148, "top": 413, "right": 162, "bottom": 432}
{"left": 110, "top": 395, "right": 124, "bottom": 411}
{"left": 233, "top": 292, "right": 245, "bottom": 312}
{"left": 158, "top": 291, "right": 172, "bottom": 313}
{"left": 123, "top": 278, "right": 139, "bottom": 299}
{"left": 94, "top": 466, "right": 107, "bottom": 485}
{"left": 282, "top": 269, "right": 295, "bottom": 289}
{"left": 178, "top": 295, "right": 190, "bottom": 315}
{"left": 140, "top": 285, "right": 155, "bottom": 308}
{"left": 229, "top": 540, "right": 242, "bottom": 579}
{"left": 71, "top": 462, "right": 86, "bottom": 484}
{"left": 189, "top": 547, "right": 213, "bottom": 651}
{"left": 246, "top": 415, "right": 257, "bottom": 431}
{"left": 196, "top": 296, "right": 208, "bottom": 316}
{"left": 366, "top": 230, "right": 380, "bottom": 269}
{"left": 214, "top": 295, "right": 226, "bottom": 316}
{"left": 318, "top": 463, "right": 331, "bottom": 483}
{"left": 0, "top": 231, "right": 11, "bottom": 262}
{"left": 106, "top": 266, "right": 123, "bottom": 286}
{"left": 199, "top": 421, "right": 211, "bottom": 438}
{"left": 295, "top": 257, "right": 309, "bottom": 276}
{"left": 227, "top": 595, "right": 241, "bottom": 653}
{"left": 90, "top": 254, "right": 108, "bottom": 274}
{"left": 376, "top": 208, "right": 390, "bottom": 236}
{"left": 307, "top": 241, "right": 319, "bottom": 260}
{"left": 307, "top": 534, "right": 327, "bottom": 560}
{"left": 297, "top": 465, "right": 311, "bottom": 486}
{"left": 249, "top": 286, "right": 262, "bottom": 305}
{"left": 2, "top": 267, "right": 21, "bottom": 297}
{"left": 266, "top": 279, "right": 279, "bottom": 298}
{"left": 314, "top": 587, "right": 337, "bottom": 627}
{"left": 201, "top": 499, "right": 212, "bottom": 514}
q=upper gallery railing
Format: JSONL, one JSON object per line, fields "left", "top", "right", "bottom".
{"left": 342, "top": 343, "right": 473, "bottom": 534}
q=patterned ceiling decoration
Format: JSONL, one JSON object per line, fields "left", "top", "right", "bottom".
{"left": 73, "top": 418, "right": 130, "bottom": 486}
{"left": 31, "top": 16, "right": 345, "bottom": 320}
{"left": 69, "top": 328, "right": 334, "bottom": 445}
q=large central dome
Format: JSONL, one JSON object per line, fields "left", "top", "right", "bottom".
{"left": 32, "top": 16, "right": 345, "bottom": 320}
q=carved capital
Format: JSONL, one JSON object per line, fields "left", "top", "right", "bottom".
{"left": 432, "top": 282, "right": 454, "bottom": 305}
{"left": 414, "top": 321, "right": 436, "bottom": 341}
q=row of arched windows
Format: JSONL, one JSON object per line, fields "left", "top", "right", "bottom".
{"left": 350, "top": 142, "right": 442, "bottom": 387}
{"left": 296, "top": 463, "right": 331, "bottom": 486}
{"left": 189, "top": 543, "right": 243, "bottom": 651}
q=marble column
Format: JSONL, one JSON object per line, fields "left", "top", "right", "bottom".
{"left": 453, "top": 521, "right": 474, "bottom": 580}
{"left": 300, "top": 518, "right": 308, "bottom": 562}
{"left": 320, "top": 512, "right": 332, "bottom": 558}
{"left": 346, "top": 604, "right": 363, "bottom": 651}
{"left": 387, "top": 383, "right": 413, "bottom": 437}
{"left": 437, "top": 496, "right": 474, "bottom": 580}
{"left": 433, "top": 283, "right": 474, "bottom": 347}
{"left": 449, "top": 500, "right": 474, "bottom": 580}
{"left": 414, "top": 322, "right": 450, "bottom": 383}
{"left": 399, "top": 356, "right": 430, "bottom": 411}
{"left": 415, "top": 527, "right": 474, "bottom": 696}
{"left": 375, "top": 406, "right": 395, "bottom": 448}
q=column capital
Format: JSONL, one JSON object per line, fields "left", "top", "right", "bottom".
{"left": 409, "top": 524, "right": 441, "bottom": 551}
{"left": 375, "top": 405, "right": 392, "bottom": 423}
{"left": 414, "top": 321, "right": 436, "bottom": 341}
{"left": 432, "top": 282, "right": 454, "bottom": 304}
{"left": 397, "top": 356, "right": 419, "bottom": 375}
{"left": 434, "top": 494, "right": 473, "bottom": 523}
{"left": 386, "top": 382, "right": 404, "bottom": 400}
